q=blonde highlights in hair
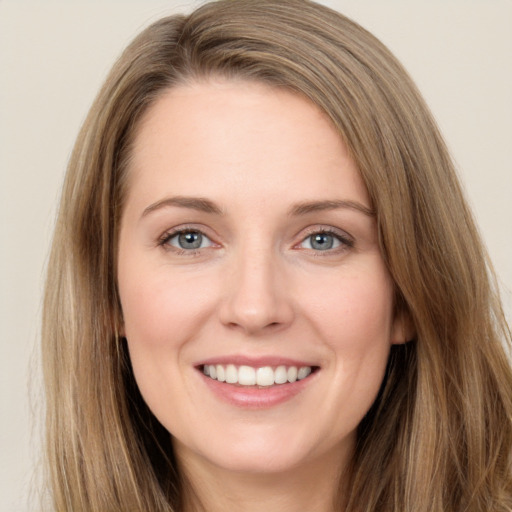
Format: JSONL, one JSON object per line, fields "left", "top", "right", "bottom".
{"left": 42, "top": 1, "right": 512, "bottom": 510}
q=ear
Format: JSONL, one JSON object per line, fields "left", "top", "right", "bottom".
{"left": 390, "top": 308, "right": 416, "bottom": 345}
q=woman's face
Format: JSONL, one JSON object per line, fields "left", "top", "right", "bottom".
{"left": 117, "top": 80, "right": 406, "bottom": 476}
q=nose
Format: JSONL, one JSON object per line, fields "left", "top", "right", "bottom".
{"left": 218, "top": 244, "right": 294, "bottom": 336}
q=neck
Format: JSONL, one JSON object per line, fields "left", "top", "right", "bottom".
{"left": 175, "top": 442, "right": 352, "bottom": 512}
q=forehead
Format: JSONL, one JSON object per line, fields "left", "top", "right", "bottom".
{"left": 126, "top": 79, "right": 370, "bottom": 212}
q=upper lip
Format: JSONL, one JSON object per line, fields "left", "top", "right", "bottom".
{"left": 195, "top": 355, "right": 319, "bottom": 368}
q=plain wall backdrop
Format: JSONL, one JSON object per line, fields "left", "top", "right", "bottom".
{"left": 1, "top": 1, "right": 511, "bottom": 509}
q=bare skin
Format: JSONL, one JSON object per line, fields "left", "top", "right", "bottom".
{"left": 178, "top": 437, "right": 349, "bottom": 512}
{"left": 118, "top": 79, "right": 407, "bottom": 511}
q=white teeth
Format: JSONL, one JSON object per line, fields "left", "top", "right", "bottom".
{"left": 216, "top": 364, "right": 226, "bottom": 382}
{"left": 202, "top": 363, "right": 314, "bottom": 387}
{"left": 238, "top": 365, "right": 256, "bottom": 385}
{"left": 225, "top": 364, "right": 237, "bottom": 384}
{"left": 274, "top": 365, "right": 288, "bottom": 384}
{"left": 297, "top": 366, "right": 312, "bottom": 380}
{"left": 256, "top": 366, "right": 274, "bottom": 387}
{"left": 287, "top": 366, "right": 298, "bottom": 383}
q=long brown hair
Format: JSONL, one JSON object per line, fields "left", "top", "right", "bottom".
{"left": 42, "top": 1, "right": 512, "bottom": 510}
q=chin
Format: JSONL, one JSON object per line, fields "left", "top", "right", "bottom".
{"left": 176, "top": 423, "right": 345, "bottom": 476}
{"left": 202, "top": 446, "right": 311, "bottom": 475}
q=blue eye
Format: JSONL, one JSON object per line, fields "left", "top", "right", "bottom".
{"left": 165, "top": 230, "right": 212, "bottom": 250}
{"left": 299, "top": 231, "right": 351, "bottom": 251}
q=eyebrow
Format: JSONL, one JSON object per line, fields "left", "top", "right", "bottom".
{"left": 141, "top": 196, "right": 224, "bottom": 218}
{"left": 141, "top": 196, "right": 375, "bottom": 219}
{"left": 288, "top": 200, "right": 375, "bottom": 217}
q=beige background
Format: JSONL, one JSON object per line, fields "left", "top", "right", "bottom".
{"left": 1, "top": 1, "right": 511, "bottom": 509}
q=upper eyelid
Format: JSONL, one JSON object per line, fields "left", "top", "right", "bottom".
{"left": 160, "top": 224, "right": 213, "bottom": 238}
{"left": 296, "top": 225, "right": 354, "bottom": 242}
{"left": 158, "top": 225, "right": 215, "bottom": 246}
{"left": 293, "top": 227, "right": 355, "bottom": 254}
{"left": 157, "top": 224, "right": 354, "bottom": 249}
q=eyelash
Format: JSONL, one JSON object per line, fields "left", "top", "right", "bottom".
{"left": 157, "top": 226, "right": 213, "bottom": 256}
{"left": 157, "top": 226, "right": 354, "bottom": 256}
{"left": 296, "top": 227, "right": 354, "bottom": 256}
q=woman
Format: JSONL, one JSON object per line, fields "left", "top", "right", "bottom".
{"left": 42, "top": 0, "right": 512, "bottom": 510}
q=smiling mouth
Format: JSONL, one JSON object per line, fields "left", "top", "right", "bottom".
{"left": 201, "top": 364, "right": 318, "bottom": 387}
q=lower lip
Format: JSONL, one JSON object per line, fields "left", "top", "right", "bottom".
{"left": 199, "top": 370, "right": 317, "bottom": 409}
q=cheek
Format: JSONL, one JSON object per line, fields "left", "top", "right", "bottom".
{"left": 119, "top": 260, "right": 214, "bottom": 348}
{"left": 307, "top": 271, "right": 394, "bottom": 432}
{"left": 118, "top": 269, "right": 181, "bottom": 402}
{"left": 303, "top": 267, "right": 394, "bottom": 393}
{"left": 306, "top": 269, "right": 394, "bottom": 347}
{"left": 117, "top": 261, "right": 215, "bottom": 424}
